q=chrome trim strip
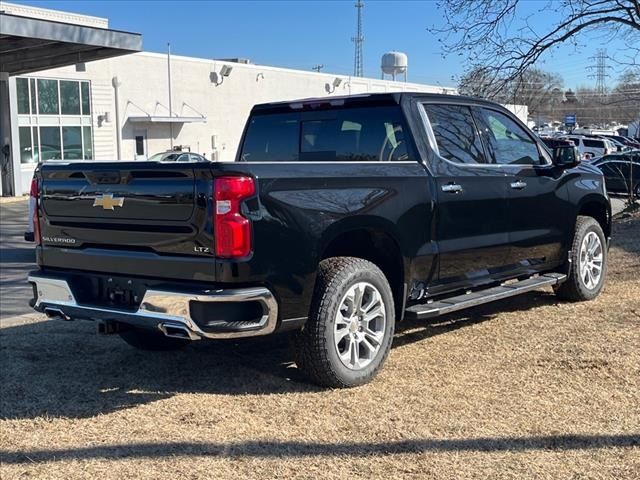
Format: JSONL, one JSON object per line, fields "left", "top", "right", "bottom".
{"left": 28, "top": 275, "right": 279, "bottom": 340}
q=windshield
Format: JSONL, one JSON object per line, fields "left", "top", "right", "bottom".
{"left": 148, "top": 152, "right": 179, "bottom": 162}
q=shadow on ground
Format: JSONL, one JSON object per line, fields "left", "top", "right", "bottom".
{"left": 0, "top": 290, "right": 557, "bottom": 420}
{"left": 1, "top": 434, "right": 638, "bottom": 464}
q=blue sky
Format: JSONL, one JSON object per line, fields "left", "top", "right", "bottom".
{"left": 17, "top": 0, "right": 631, "bottom": 90}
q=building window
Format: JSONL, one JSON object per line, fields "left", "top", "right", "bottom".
{"left": 29, "top": 78, "right": 37, "bottom": 114}
{"left": 37, "top": 79, "right": 59, "bottom": 115}
{"left": 40, "top": 127, "right": 62, "bottom": 161}
{"left": 16, "top": 77, "right": 93, "bottom": 161}
{"left": 19, "top": 127, "right": 34, "bottom": 164}
{"left": 60, "top": 81, "right": 81, "bottom": 115}
{"left": 81, "top": 82, "right": 91, "bottom": 115}
{"left": 63, "top": 127, "right": 82, "bottom": 160}
{"left": 16, "top": 78, "right": 30, "bottom": 115}
{"left": 135, "top": 135, "right": 145, "bottom": 156}
{"left": 83, "top": 127, "right": 93, "bottom": 160}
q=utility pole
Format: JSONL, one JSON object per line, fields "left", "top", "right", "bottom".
{"left": 312, "top": 64, "right": 324, "bottom": 73}
{"left": 352, "top": 0, "right": 364, "bottom": 77}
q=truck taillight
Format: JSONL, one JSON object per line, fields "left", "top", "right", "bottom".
{"left": 30, "top": 177, "right": 41, "bottom": 245}
{"left": 213, "top": 176, "right": 255, "bottom": 258}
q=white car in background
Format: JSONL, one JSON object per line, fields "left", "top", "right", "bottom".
{"left": 563, "top": 135, "right": 617, "bottom": 160}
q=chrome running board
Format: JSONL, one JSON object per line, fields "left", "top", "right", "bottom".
{"left": 404, "top": 273, "right": 566, "bottom": 320}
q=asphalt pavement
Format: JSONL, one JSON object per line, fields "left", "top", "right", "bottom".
{"left": 1, "top": 198, "right": 36, "bottom": 319}
{"left": 0, "top": 195, "right": 630, "bottom": 322}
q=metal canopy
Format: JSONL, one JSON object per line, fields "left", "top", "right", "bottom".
{"left": 128, "top": 115, "right": 207, "bottom": 124}
{"left": 0, "top": 12, "right": 142, "bottom": 75}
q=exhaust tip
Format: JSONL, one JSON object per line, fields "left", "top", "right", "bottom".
{"left": 159, "top": 323, "right": 199, "bottom": 341}
{"left": 44, "top": 307, "right": 71, "bottom": 321}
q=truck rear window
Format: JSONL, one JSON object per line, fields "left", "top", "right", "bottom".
{"left": 240, "top": 106, "right": 410, "bottom": 162}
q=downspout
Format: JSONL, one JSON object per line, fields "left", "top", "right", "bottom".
{"left": 167, "top": 42, "right": 174, "bottom": 149}
{"left": 112, "top": 76, "right": 122, "bottom": 161}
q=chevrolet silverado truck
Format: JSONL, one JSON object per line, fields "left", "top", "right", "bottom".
{"left": 28, "top": 93, "right": 611, "bottom": 387}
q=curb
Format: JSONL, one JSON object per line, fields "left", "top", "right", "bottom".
{"left": 0, "top": 312, "right": 47, "bottom": 328}
{"left": 0, "top": 196, "right": 28, "bottom": 204}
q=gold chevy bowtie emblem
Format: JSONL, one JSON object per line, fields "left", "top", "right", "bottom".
{"left": 93, "top": 193, "right": 124, "bottom": 210}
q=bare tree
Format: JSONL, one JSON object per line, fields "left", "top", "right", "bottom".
{"left": 459, "top": 66, "right": 564, "bottom": 116}
{"left": 430, "top": 0, "right": 640, "bottom": 86}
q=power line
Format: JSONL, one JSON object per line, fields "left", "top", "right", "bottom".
{"left": 588, "top": 49, "right": 611, "bottom": 96}
{"left": 352, "top": 0, "right": 364, "bottom": 77}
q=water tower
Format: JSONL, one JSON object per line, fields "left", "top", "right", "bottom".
{"left": 381, "top": 51, "right": 408, "bottom": 81}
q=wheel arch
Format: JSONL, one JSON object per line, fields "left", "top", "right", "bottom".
{"left": 577, "top": 196, "right": 611, "bottom": 239}
{"left": 319, "top": 218, "right": 408, "bottom": 321}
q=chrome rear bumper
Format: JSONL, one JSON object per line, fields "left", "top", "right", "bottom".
{"left": 28, "top": 273, "right": 278, "bottom": 340}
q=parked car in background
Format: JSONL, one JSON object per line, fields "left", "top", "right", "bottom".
{"left": 540, "top": 136, "right": 575, "bottom": 150}
{"left": 601, "top": 137, "right": 631, "bottom": 153}
{"left": 148, "top": 151, "right": 209, "bottom": 162}
{"left": 592, "top": 151, "right": 640, "bottom": 195}
{"left": 603, "top": 135, "right": 640, "bottom": 150}
{"left": 563, "top": 135, "right": 617, "bottom": 160}
{"left": 624, "top": 136, "right": 640, "bottom": 147}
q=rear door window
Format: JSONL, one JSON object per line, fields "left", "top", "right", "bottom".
{"left": 583, "top": 139, "right": 604, "bottom": 148}
{"left": 422, "top": 104, "right": 487, "bottom": 164}
{"left": 475, "top": 108, "right": 542, "bottom": 165}
{"left": 241, "top": 106, "right": 410, "bottom": 162}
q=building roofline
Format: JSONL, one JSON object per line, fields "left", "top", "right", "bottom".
{"left": 133, "top": 51, "right": 457, "bottom": 92}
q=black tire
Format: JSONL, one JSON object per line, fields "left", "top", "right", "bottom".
{"left": 554, "top": 216, "right": 607, "bottom": 301}
{"left": 634, "top": 182, "right": 640, "bottom": 198}
{"left": 119, "top": 327, "right": 190, "bottom": 351}
{"left": 292, "top": 257, "right": 395, "bottom": 388}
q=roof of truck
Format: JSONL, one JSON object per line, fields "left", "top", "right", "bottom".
{"left": 251, "top": 92, "right": 504, "bottom": 113}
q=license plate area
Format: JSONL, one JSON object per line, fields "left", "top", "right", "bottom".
{"left": 67, "top": 273, "right": 146, "bottom": 311}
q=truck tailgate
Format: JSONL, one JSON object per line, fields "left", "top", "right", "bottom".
{"left": 38, "top": 162, "right": 212, "bottom": 259}
{"left": 42, "top": 164, "right": 195, "bottom": 221}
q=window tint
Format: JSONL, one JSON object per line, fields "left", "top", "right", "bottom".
{"left": 583, "top": 139, "right": 604, "bottom": 148}
{"left": 241, "top": 106, "right": 410, "bottom": 162}
{"left": 241, "top": 113, "right": 299, "bottom": 161}
{"left": 476, "top": 108, "right": 541, "bottom": 165}
{"left": 423, "top": 104, "right": 486, "bottom": 164}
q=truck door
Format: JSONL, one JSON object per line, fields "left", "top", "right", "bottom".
{"left": 473, "top": 106, "right": 569, "bottom": 273}
{"left": 420, "top": 103, "right": 514, "bottom": 292}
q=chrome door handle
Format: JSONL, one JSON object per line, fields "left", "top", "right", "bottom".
{"left": 441, "top": 183, "right": 463, "bottom": 194}
{"left": 510, "top": 180, "right": 527, "bottom": 190}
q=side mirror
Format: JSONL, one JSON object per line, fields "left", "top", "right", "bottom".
{"left": 553, "top": 145, "right": 580, "bottom": 168}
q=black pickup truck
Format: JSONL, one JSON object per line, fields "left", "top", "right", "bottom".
{"left": 29, "top": 93, "right": 611, "bottom": 387}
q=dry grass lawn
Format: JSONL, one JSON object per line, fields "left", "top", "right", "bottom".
{"left": 1, "top": 211, "right": 639, "bottom": 479}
